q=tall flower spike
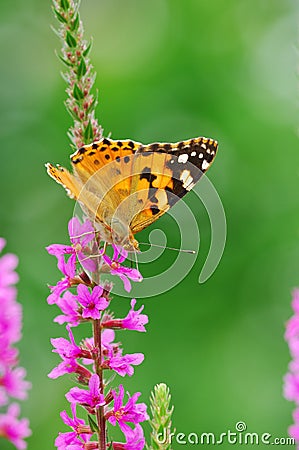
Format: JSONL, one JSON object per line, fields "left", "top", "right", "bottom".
{"left": 0, "top": 239, "right": 31, "bottom": 449}
{"left": 148, "top": 383, "right": 174, "bottom": 450}
{"left": 52, "top": 0, "right": 102, "bottom": 148}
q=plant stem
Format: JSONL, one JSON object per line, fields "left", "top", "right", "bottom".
{"left": 52, "top": 0, "right": 103, "bottom": 149}
{"left": 93, "top": 319, "right": 106, "bottom": 450}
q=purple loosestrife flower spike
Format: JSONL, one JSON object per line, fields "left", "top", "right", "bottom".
{"left": 47, "top": 219, "right": 148, "bottom": 447}
{"left": 0, "top": 239, "right": 31, "bottom": 448}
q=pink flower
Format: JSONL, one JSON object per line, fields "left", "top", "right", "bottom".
{"left": 106, "top": 385, "right": 148, "bottom": 428}
{"left": 0, "top": 367, "right": 31, "bottom": 401}
{"left": 112, "top": 424, "right": 145, "bottom": 450}
{"left": 55, "top": 403, "right": 92, "bottom": 449}
{"left": 48, "top": 358, "right": 80, "bottom": 380}
{"left": 103, "top": 299, "right": 148, "bottom": 332}
{"left": 0, "top": 403, "right": 31, "bottom": 450}
{"left": 104, "top": 352, "right": 144, "bottom": 377}
{"left": 48, "top": 327, "right": 91, "bottom": 380}
{"left": 54, "top": 291, "right": 81, "bottom": 327}
{"left": 66, "top": 374, "right": 105, "bottom": 412}
{"left": 284, "top": 373, "right": 299, "bottom": 402}
{"left": 47, "top": 218, "right": 98, "bottom": 273}
{"left": 0, "top": 241, "right": 19, "bottom": 288}
{"left": 48, "top": 254, "right": 76, "bottom": 305}
{"left": 286, "top": 290, "right": 299, "bottom": 341}
{"left": 103, "top": 245, "right": 142, "bottom": 292}
{"left": 76, "top": 284, "right": 109, "bottom": 320}
{"left": 51, "top": 326, "right": 83, "bottom": 361}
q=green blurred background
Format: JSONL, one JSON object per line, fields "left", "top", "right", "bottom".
{"left": 1, "top": 0, "right": 299, "bottom": 448}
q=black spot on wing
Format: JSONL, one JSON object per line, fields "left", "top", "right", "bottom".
{"left": 140, "top": 167, "right": 157, "bottom": 188}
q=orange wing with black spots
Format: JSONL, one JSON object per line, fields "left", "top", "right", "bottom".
{"left": 46, "top": 136, "right": 218, "bottom": 248}
{"left": 129, "top": 137, "right": 218, "bottom": 233}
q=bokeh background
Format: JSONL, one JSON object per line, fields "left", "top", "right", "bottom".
{"left": 1, "top": 0, "right": 299, "bottom": 448}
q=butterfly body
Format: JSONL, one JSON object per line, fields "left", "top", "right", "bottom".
{"left": 46, "top": 136, "right": 218, "bottom": 251}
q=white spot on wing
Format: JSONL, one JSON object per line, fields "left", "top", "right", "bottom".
{"left": 180, "top": 169, "right": 193, "bottom": 188}
{"left": 199, "top": 153, "right": 203, "bottom": 158}
{"left": 202, "top": 160, "right": 209, "bottom": 170}
{"left": 201, "top": 144, "right": 207, "bottom": 149}
{"left": 191, "top": 151, "right": 196, "bottom": 157}
{"left": 186, "top": 181, "right": 195, "bottom": 191}
{"left": 178, "top": 154, "right": 188, "bottom": 164}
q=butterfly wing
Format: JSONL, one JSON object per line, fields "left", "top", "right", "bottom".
{"left": 129, "top": 137, "right": 218, "bottom": 234}
{"left": 46, "top": 136, "right": 218, "bottom": 243}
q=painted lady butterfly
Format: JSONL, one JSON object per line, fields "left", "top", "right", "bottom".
{"left": 46, "top": 136, "right": 218, "bottom": 251}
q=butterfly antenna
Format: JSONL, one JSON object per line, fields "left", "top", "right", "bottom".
{"left": 134, "top": 248, "right": 140, "bottom": 272}
{"left": 70, "top": 230, "right": 99, "bottom": 240}
{"left": 139, "top": 242, "right": 196, "bottom": 254}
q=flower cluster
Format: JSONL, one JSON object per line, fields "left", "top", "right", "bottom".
{"left": 47, "top": 218, "right": 148, "bottom": 449}
{"left": 284, "top": 289, "right": 299, "bottom": 445}
{"left": 0, "top": 238, "right": 31, "bottom": 449}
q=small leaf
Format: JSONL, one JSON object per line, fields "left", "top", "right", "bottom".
{"left": 60, "top": 0, "right": 70, "bottom": 12}
{"left": 73, "top": 83, "right": 84, "bottom": 100}
{"left": 57, "top": 54, "right": 73, "bottom": 67}
{"left": 87, "top": 414, "right": 99, "bottom": 433}
{"left": 70, "top": 14, "right": 80, "bottom": 31}
{"left": 84, "top": 120, "right": 94, "bottom": 143}
{"left": 77, "top": 58, "right": 87, "bottom": 78}
{"left": 86, "top": 96, "right": 97, "bottom": 114}
{"left": 83, "top": 39, "right": 93, "bottom": 57}
{"left": 66, "top": 31, "right": 77, "bottom": 48}
{"left": 107, "top": 442, "right": 113, "bottom": 450}
{"left": 66, "top": 104, "right": 80, "bottom": 120}
{"left": 53, "top": 8, "right": 68, "bottom": 24}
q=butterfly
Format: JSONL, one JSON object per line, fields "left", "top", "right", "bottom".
{"left": 46, "top": 136, "right": 218, "bottom": 251}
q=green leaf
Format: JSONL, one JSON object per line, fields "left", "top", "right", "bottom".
{"left": 57, "top": 54, "right": 73, "bottom": 67}
{"left": 60, "top": 0, "right": 70, "bottom": 12}
{"left": 87, "top": 414, "right": 99, "bottom": 433}
{"left": 66, "top": 31, "right": 77, "bottom": 48}
{"left": 83, "top": 39, "right": 93, "bottom": 57}
{"left": 107, "top": 442, "right": 113, "bottom": 450}
{"left": 84, "top": 120, "right": 94, "bottom": 143}
{"left": 73, "top": 83, "right": 84, "bottom": 100}
{"left": 86, "top": 96, "right": 97, "bottom": 114}
{"left": 70, "top": 14, "right": 80, "bottom": 31}
{"left": 66, "top": 104, "right": 79, "bottom": 120}
{"left": 53, "top": 8, "right": 68, "bottom": 24}
{"left": 77, "top": 58, "right": 87, "bottom": 78}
